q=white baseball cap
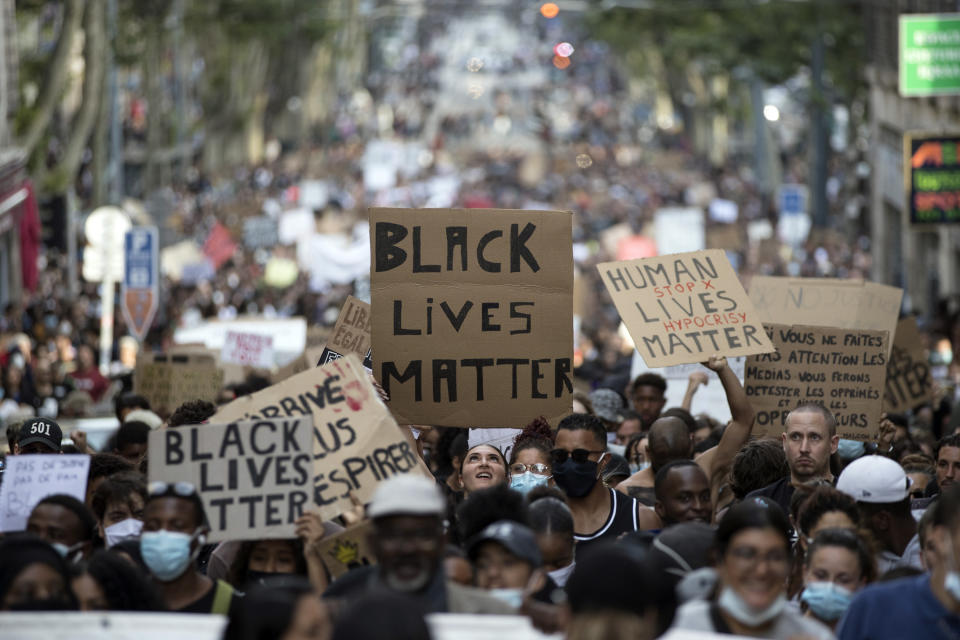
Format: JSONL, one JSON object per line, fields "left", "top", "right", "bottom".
{"left": 367, "top": 474, "right": 445, "bottom": 519}
{"left": 837, "top": 455, "right": 912, "bottom": 504}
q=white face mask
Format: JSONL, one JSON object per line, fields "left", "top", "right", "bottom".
{"left": 547, "top": 562, "right": 575, "bottom": 587}
{"left": 104, "top": 518, "right": 143, "bottom": 549}
{"left": 717, "top": 586, "right": 786, "bottom": 627}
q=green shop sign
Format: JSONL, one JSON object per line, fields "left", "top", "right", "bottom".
{"left": 900, "top": 13, "right": 960, "bottom": 97}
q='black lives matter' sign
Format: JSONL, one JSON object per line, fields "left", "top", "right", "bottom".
{"left": 370, "top": 208, "right": 573, "bottom": 427}
{"left": 148, "top": 417, "right": 314, "bottom": 542}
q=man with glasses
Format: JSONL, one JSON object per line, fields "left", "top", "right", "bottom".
{"left": 552, "top": 413, "right": 659, "bottom": 554}
{"left": 324, "top": 474, "right": 512, "bottom": 614}
{"left": 141, "top": 481, "right": 240, "bottom": 615}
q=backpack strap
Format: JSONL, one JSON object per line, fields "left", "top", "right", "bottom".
{"left": 211, "top": 579, "right": 234, "bottom": 615}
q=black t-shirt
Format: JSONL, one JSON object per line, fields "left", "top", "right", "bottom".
{"left": 177, "top": 579, "right": 242, "bottom": 618}
{"left": 745, "top": 477, "right": 794, "bottom": 515}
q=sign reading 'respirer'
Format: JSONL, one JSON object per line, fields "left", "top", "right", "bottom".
{"left": 744, "top": 324, "right": 888, "bottom": 441}
{"left": 369, "top": 208, "right": 573, "bottom": 427}
{"left": 148, "top": 417, "right": 313, "bottom": 542}
{"left": 210, "top": 354, "right": 427, "bottom": 521}
{"left": 598, "top": 249, "right": 775, "bottom": 367}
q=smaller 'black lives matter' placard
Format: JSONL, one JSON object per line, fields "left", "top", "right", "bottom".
{"left": 148, "top": 417, "right": 314, "bottom": 542}
{"left": 744, "top": 324, "right": 888, "bottom": 441}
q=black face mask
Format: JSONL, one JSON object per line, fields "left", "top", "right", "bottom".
{"left": 552, "top": 457, "right": 600, "bottom": 498}
{"left": 245, "top": 570, "right": 298, "bottom": 590}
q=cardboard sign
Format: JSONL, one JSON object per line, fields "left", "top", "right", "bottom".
{"left": 744, "top": 324, "right": 888, "bottom": 440}
{"left": 148, "top": 418, "right": 313, "bottom": 542}
{"left": 210, "top": 354, "right": 426, "bottom": 521}
{"left": 0, "top": 612, "right": 226, "bottom": 640}
{"left": 222, "top": 331, "right": 275, "bottom": 369}
{"left": 748, "top": 277, "right": 903, "bottom": 357}
{"left": 369, "top": 208, "right": 573, "bottom": 427}
{"left": 317, "top": 296, "right": 373, "bottom": 370}
{"left": 0, "top": 455, "right": 90, "bottom": 531}
{"left": 598, "top": 250, "right": 775, "bottom": 367}
{"left": 884, "top": 316, "right": 934, "bottom": 412}
{"left": 319, "top": 521, "right": 376, "bottom": 579}
{"left": 135, "top": 352, "right": 224, "bottom": 418}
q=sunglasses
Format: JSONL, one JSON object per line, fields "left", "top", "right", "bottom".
{"left": 550, "top": 448, "right": 605, "bottom": 465}
{"left": 148, "top": 481, "right": 198, "bottom": 498}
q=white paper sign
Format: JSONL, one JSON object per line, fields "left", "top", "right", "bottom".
{"left": 222, "top": 331, "right": 275, "bottom": 368}
{"left": 0, "top": 455, "right": 90, "bottom": 531}
{"left": 427, "top": 614, "right": 560, "bottom": 640}
{"left": 0, "top": 612, "right": 226, "bottom": 640}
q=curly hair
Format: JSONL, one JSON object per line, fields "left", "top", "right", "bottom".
{"left": 796, "top": 487, "right": 860, "bottom": 538}
{"left": 730, "top": 439, "right": 789, "bottom": 499}
{"left": 91, "top": 471, "right": 147, "bottom": 522}
{"left": 73, "top": 550, "right": 166, "bottom": 610}
{"left": 88, "top": 453, "right": 135, "bottom": 484}
{"left": 456, "top": 483, "right": 529, "bottom": 544}
{"left": 167, "top": 400, "right": 216, "bottom": 427}
{"left": 510, "top": 416, "right": 554, "bottom": 464}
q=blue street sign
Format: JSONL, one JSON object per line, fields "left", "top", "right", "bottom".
{"left": 122, "top": 227, "right": 159, "bottom": 342}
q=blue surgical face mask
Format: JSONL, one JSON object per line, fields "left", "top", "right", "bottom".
{"left": 629, "top": 461, "right": 650, "bottom": 474}
{"left": 52, "top": 541, "right": 84, "bottom": 563}
{"left": 140, "top": 529, "right": 203, "bottom": 582}
{"left": 510, "top": 471, "right": 550, "bottom": 494}
{"left": 547, "top": 562, "right": 575, "bottom": 588}
{"left": 801, "top": 582, "right": 853, "bottom": 622}
{"left": 487, "top": 588, "right": 524, "bottom": 609}
{"left": 837, "top": 439, "right": 865, "bottom": 460}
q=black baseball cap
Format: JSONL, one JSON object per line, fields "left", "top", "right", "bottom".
{"left": 467, "top": 520, "right": 542, "bottom": 567}
{"left": 17, "top": 418, "right": 63, "bottom": 453}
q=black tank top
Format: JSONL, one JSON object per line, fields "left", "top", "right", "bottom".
{"left": 573, "top": 488, "right": 641, "bottom": 555}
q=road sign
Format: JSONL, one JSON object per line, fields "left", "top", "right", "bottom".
{"left": 905, "top": 132, "right": 960, "bottom": 224}
{"left": 777, "top": 184, "right": 808, "bottom": 215}
{"left": 84, "top": 206, "right": 131, "bottom": 373}
{"left": 900, "top": 13, "right": 960, "bottom": 97}
{"left": 122, "top": 227, "right": 159, "bottom": 342}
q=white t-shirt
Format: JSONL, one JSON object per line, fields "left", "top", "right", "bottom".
{"left": 875, "top": 533, "right": 924, "bottom": 576}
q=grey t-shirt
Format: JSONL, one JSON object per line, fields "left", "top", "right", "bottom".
{"left": 670, "top": 599, "right": 835, "bottom": 639}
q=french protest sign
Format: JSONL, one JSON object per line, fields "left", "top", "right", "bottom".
{"left": 319, "top": 521, "right": 377, "bottom": 579}
{"left": 744, "top": 324, "right": 888, "bottom": 441}
{"left": 0, "top": 455, "right": 90, "bottom": 532}
{"left": 598, "top": 249, "right": 775, "bottom": 367}
{"left": 317, "top": 295, "right": 373, "bottom": 370}
{"left": 369, "top": 208, "right": 573, "bottom": 427}
{"left": 884, "top": 316, "right": 934, "bottom": 412}
{"left": 211, "top": 354, "right": 427, "bottom": 521}
{"left": 222, "top": 331, "right": 275, "bottom": 369}
{"left": 748, "top": 277, "right": 902, "bottom": 357}
{"left": 148, "top": 417, "right": 313, "bottom": 542}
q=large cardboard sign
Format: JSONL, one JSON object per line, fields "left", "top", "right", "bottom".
{"left": 369, "top": 208, "right": 573, "bottom": 427}
{"left": 748, "top": 277, "right": 902, "bottom": 357}
{"left": 317, "top": 296, "right": 373, "bottom": 370}
{"left": 598, "top": 250, "right": 775, "bottom": 367}
{"left": 884, "top": 316, "right": 934, "bottom": 412}
{"left": 134, "top": 352, "right": 223, "bottom": 418}
{"left": 148, "top": 417, "right": 312, "bottom": 542}
{"left": 0, "top": 455, "right": 90, "bottom": 532}
{"left": 211, "top": 354, "right": 425, "bottom": 520}
{"left": 744, "top": 324, "right": 888, "bottom": 440}
{"left": 319, "top": 521, "right": 377, "bottom": 579}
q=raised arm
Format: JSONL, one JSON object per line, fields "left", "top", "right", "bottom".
{"left": 701, "top": 355, "right": 755, "bottom": 480}
{"left": 681, "top": 370, "right": 709, "bottom": 412}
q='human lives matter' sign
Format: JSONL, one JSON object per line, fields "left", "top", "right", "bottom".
{"left": 370, "top": 208, "right": 573, "bottom": 427}
{"left": 598, "top": 249, "right": 775, "bottom": 367}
